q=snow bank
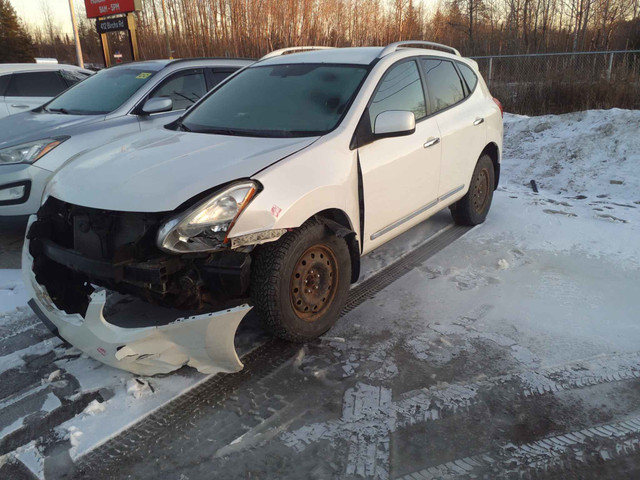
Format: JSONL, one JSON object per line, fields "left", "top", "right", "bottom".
{"left": 503, "top": 109, "right": 640, "bottom": 201}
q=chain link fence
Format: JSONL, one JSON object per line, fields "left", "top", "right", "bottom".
{"left": 470, "top": 50, "right": 640, "bottom": 115}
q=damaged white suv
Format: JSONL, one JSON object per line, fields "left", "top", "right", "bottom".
{"left": 23, "top": 42, "right": 503, "bottom": 375}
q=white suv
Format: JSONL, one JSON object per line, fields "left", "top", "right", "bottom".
{"left": 23, "top": 42, "right": 503, "bottom": 375}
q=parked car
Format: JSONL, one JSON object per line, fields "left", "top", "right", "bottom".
{"left": 0, "top": 58, "right": 252, "bottom": 215}
{"left": 22, "top": 42, "right": 503, "bottom": 375}
{"left": 0, "top": 63, "right": 93, "bottom": 118}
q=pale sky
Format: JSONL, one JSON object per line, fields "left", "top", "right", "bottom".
{"left": 12, "top": 0, "right": 86, "bottom": 36}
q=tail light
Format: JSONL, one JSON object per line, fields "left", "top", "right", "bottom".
{"left": 492, "top": 98, "right": 503, "bottom": 117}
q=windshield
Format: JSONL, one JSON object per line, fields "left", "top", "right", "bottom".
{"left": 46, "top": 67, "right": 158, "bottom": 115}
{"left": 181, "top": 64, "right": 369, "bottom": 137}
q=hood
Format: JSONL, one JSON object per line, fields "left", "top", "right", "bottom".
{"left": 45, "top": 128, "right": 319, "bottom": 212}
{"left": 0, "top": 111, "right": 104, "bottom": 148}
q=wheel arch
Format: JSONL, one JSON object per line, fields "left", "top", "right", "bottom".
{"left": 481, "top": 142, "right": 500, "bottom": 189}
{"left": 312, "top": 208, "right": 361, "bottom": 284}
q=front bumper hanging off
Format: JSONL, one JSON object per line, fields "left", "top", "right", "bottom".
{"left": 22, "top": 217, "right": 252, "bottom": 376}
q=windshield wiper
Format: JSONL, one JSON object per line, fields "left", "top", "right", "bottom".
{"left": 47, "top": 107, "right": 70, "bottom": 114}
{"left": 191, "top": 127, "right": 244, "bottom": 136}
{"left": 167, "top": 118, "right": 191, "bottom": 132}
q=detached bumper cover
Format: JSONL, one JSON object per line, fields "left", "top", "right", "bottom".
{"left": 23, "top": 217, "right": 252, "bottom": 376}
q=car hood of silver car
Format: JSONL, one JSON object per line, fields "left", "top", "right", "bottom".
{"left": 45, "top": 127, "right": 319, "bottom": 212}
{"left": 0, "top": 110, "right": 107, "bottom": 149}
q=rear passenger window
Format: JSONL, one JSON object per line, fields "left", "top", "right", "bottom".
{"left": 6, "top": 71, "right": 68, "bottom": 97}
{"left": 208, "top": 69, "right": 236, "bottom": 89}
{"left": 369, "top": 61, "right": 426, "bottom": 129}
{"left": 151, "top": 69, "right": 207, "bottom": 111}
{"left": 457, "top": 63, "right": 478, "bottom": 93}
{"left": 421, "top": 59, "right": 465, "bottom": 113}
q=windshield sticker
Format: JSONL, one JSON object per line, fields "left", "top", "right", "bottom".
{"left": 136, "top": 72, "right": 152, "bottom": 79}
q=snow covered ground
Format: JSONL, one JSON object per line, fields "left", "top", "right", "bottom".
{"left": 1, "top": 109, "right": 640, "bottom": 478}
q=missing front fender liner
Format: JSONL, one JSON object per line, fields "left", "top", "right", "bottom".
{"left": 317, "top": 216, "right": 361, "bottom": 283}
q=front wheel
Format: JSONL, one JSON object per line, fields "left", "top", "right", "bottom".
{"left": 450, "top": 154, "right": 495, "bottom": 226}
{"left": 250, "top": 220, "right": 351, "bottom": 342}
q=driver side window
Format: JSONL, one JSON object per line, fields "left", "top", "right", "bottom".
{"left": 150, "top": 69, "right": 207, "bottom": 111}
{"left": 368, "top": 61, "right": 426, "bottom": 130}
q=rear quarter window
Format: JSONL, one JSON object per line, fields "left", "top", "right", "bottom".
{"left": 0, "top": 75, "right": 10, "bottom": 96}
{"left": 457, "top": 63, "right": 478, "bottom": 93}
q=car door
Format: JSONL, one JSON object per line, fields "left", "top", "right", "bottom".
{"left": 420, "top": 58, "right": 487, "bottom": 200}
{"left": 136, "top": 68, "right": 210, "bottom": 130}
{"left": 5, "top": 71, "right": 69, "bottom": 115}
{"left": 357, "top": 59, "right": 442, "bottom": 251}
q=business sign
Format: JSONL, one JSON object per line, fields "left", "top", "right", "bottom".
{"left": 96, "top": 16, "right": 128, "bottom": 34}
{"left": 84, "top": 0, "right": 141, "bottom": 19}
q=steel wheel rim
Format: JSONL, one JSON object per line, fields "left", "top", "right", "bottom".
{"left": 289, "top": 244, "right": 338, "bottom": 322}
{"left": 472, "top": 168, "right": 490, "bottom": 214}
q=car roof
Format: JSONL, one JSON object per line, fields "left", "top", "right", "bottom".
{"left": 0, "top": 63, "right": 91, "bottom": 74}
{"left": 104, "top": 58, "right": 254, "bottom": 73}
{"left": 255, "top": 46, "right": 463, "bottom": 66}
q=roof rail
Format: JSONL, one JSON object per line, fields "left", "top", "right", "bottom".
{"left": 260, "top": 46, "right": 335, "bottom": 61}
{"left": 379, "top": 41, "right": 461, "bottom": 58}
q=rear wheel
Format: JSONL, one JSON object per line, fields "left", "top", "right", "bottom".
{"left": 250, "top": 219, "right": 351, "bottom": 342}
{"left": 450, "top": 154, "right": 495, "bottom": 226}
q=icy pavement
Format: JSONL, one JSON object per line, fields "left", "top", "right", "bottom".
{"left": 2, "top": 109, "right": 640, "bottom": 479}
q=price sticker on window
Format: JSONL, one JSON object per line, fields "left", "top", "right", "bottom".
{"left": 136, "top": 72, "right": 152, "bottom": 79}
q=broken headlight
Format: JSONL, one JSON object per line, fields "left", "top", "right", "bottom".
{"left": 157, "top": 181, "right": 258, "bottom": 253}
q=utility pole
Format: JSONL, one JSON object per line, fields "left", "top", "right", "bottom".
{"left": 68, "top": 0, "right": 84, "bottom": 68}
{"left": 161, "top": 0, "right": 172, "bottom": 59}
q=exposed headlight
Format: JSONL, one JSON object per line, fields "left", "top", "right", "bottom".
{"left": 157, "top": 181, "right": 259, "bottom": 253}
{"left": 0, "top": 137, "right": 68, "bottom": 165}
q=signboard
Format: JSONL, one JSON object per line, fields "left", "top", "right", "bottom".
{"left": 84, "top": 0, "right": 141, "bottom": 19}
{"left": 96, "top": 16, "right": 128, "bottom": 34}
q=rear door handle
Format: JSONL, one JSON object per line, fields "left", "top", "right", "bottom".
{"left": 423, "top": 137, "right": 440, "bottom": 148}
{"left": 11, "top": 104, "right": 30, "bottom": 108}
{"left": 473, "top": 117, "right": 485, "bottom": 126}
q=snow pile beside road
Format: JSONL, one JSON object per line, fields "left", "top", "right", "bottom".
{"left": 0, "top": 269, "right": 28, "bottom": 315}
{"left": 503, "top": 109, "right": 640, "bottom": 201}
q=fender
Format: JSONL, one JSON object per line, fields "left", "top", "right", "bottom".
{"left": 229, "top": 137, "right": 361, "bottom": 249}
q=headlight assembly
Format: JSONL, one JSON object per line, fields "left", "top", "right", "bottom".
{"left": 157, "top": 181, "right": 259, "bottom": 253}
{"left": 0, "top": 137, "right": 69, "bottom": 165}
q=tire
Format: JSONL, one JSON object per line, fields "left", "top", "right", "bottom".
{"left": 450, "top": 154, "right": 495, "bottom": 226}
{"left": 250, "top": 219, "right": 352, "bottom": 342}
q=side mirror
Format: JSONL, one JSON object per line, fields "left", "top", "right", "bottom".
{"left": 373, "top": 110, "right": 416, "bottom": 138}
{"left": 141, "top": 97, "right": 173, "bottom": 115}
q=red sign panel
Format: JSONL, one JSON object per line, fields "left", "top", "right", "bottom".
{"left": 84, "top": 0, "right": 140, "bottom": 19}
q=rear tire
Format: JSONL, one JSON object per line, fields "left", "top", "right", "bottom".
{"left": 450, "top": 154, "right": 495, "bottom": 226}
{"left": 250, "top": 219, "right": 351, "bottom": 342}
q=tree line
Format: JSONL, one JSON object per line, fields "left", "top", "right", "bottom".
{"left": 4, "top": 0, "right": 640, "bottom": 66}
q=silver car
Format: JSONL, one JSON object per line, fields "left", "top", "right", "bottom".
{"left": 0, "top": 58, "right": 252, "bottom": 216}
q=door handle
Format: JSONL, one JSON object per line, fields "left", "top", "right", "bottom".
{"left": 473, "top": 117, "right": 485, "bottom": 126}
{"left": 423, "top": 137, "right": 440, "bottom": 148}
{"left": 11, "top": 104, "right": 29, "bottom": 108}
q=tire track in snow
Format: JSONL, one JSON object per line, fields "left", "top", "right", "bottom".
{"left": 280, "top": 351, "right": 640, "bottom": 477}
{"left": 395, "top": 351, "right": 640, "bottom": 428}
{"left": 396, "top": 416, "right": 640, "bottom": 479}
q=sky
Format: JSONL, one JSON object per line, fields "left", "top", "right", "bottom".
{"left": 12, "top": 0, "right": 87, "bottom": 36}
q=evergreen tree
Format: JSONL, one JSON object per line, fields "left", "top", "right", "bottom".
{"left": 0, "top": 0, "right": 35, "bottom": 63}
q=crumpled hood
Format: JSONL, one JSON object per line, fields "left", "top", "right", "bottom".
{"left": 0, "top": 111, "right": 104, "bottom": 148}
{"left": 46, "top": 128, "right": 319, "bottom": 212}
